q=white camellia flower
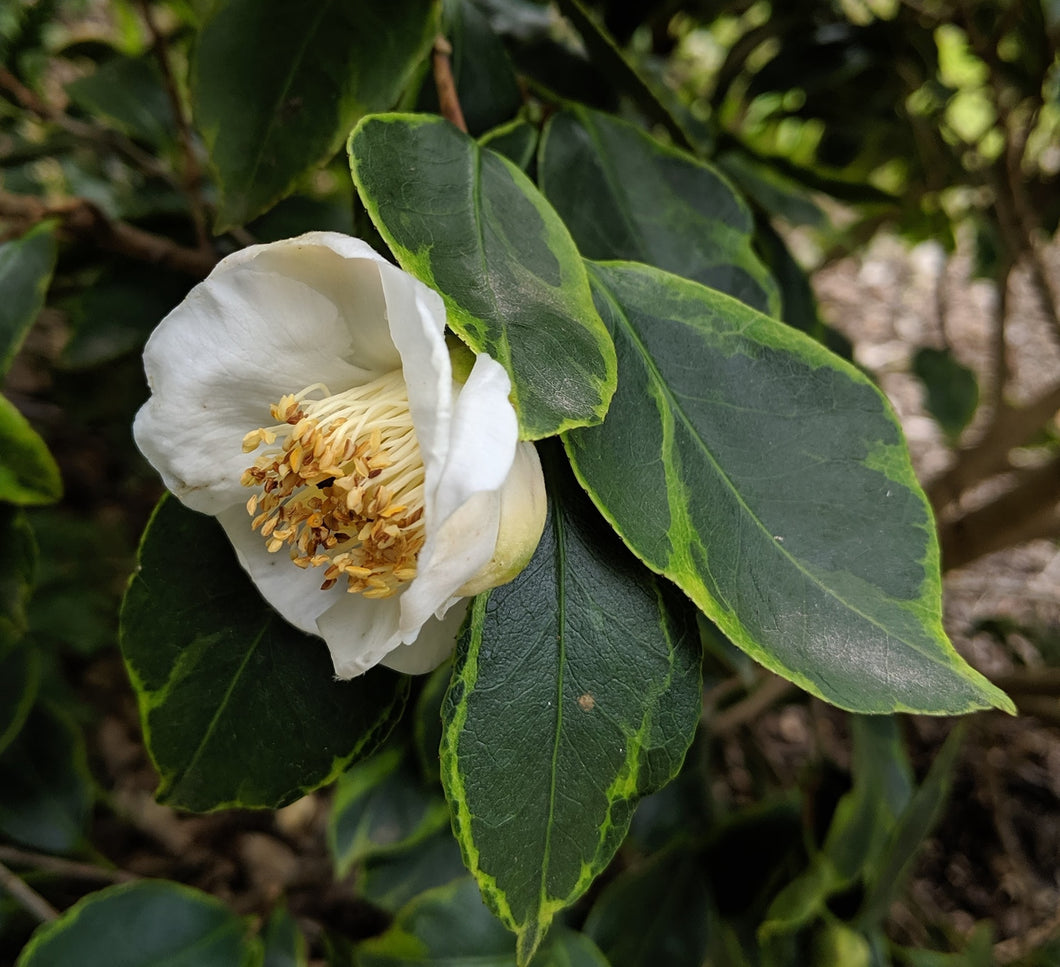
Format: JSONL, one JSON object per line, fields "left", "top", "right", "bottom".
{"left": 134, "top": 232, "right": 546, "bottom": 679}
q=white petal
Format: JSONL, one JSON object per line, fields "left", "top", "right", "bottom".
{"left": 239, "top": 233, "right": 402, "bottom": 374}
{"left": 399, "top": 490, "right": 500, "bottom": 640}
{"left": 433, "top": 353, "right": 518, "bottom": 521}
{"left": 315, "top": 592, "right": 404, "bottom": 679}
{"left": 397, "top": 354, "right": 519, "bottom": 638}
{"left": 376, "top": 260, "right": 452, "bottom": 499}
{"left": 215, "top": 504, "right": 335, "bottom": 634}
{"left": 134, "top": 233, "right": 407, "bottom": 515}
{"left": 458, "top": 441, "right": 547, "bottom": 596}
{"left": 380, "top": 601, "right": 467, "bottom": 675}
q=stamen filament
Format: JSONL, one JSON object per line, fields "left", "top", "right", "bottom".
{"left": 240, "top": 370, "right": 427, "bottom": 597}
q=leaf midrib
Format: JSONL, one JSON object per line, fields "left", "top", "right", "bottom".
{"left": 163, "top": 616, "right": 269, "bottom": 797}
{"left": 224, "top": 0, "right": 335, "bottom": 204}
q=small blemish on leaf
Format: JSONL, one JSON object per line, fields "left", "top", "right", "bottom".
{"left": 578, "top": 693, "right": 595, "bottom": 712}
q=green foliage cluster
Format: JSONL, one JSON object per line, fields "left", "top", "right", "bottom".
{"left": 1, "top": 0, "right": 1057, "bottom": 964}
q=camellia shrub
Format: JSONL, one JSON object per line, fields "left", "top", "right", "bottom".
{"left": 4, "top": 1, "right": 1054, "bottom": 965}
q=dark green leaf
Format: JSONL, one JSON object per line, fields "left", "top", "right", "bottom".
{"left": 539, "top": 107, "right": 778, "bottom": 315}
{"left": 859, "top": 725, "right": 965, "bottom": 926}
{"left": 413, "top": 660, "right": 450, "bottom": 783}
{"left": 552, "top": 0, "right": 695, "bottom": 152}
{"left": 715, "top": 151, "right": 826, "bottom": 228}
{"left": 15, "top": 880, "right": 262, "bottom": 967}
{"left": 762, "top": 716, "right": 914, "bottom": 938}
{"left": 416, "top": 0, "right": 522, "bottom": 136}
{"left": 119, "top": 496, "right": 409, "bottom": 811}
{"left": 328, "top": 747, "right": 450, "bottom": 877}
{"left": 193, "top": 0, "right": 438, "bottom": 231}
{"left": 566, "top": 261, "right": 1013, "bottom": 715}
{"left": 0, "top": 643, "right": 39, "bottom": 756}
{"left": 0, "top": 394, "right": 62, "bottom": 506}
{"left": 357, "top": 877, "right": 608, "bottom": 966}
{"left": 357, "top": 878, "right": 516, "bottom": 965}
{"left": 480, "top": 119, "right": 538, "bottom": 173}
{"left": 0, "top": 222, "right": 56, "bottom": 377}
{"left": 58, "top": 264, "right": 190, "bottom": 370}
{"left": 0, "top": 506, "right": 36, "bottom": 649}
{"left": 262, "top": 904, "right": 308, "bottom": 967}
{"left": 65, "top": 55, "right": 174, "bottom": 147}
{"left": 26, "top": 507, "right": 130, "bottom": 657}
{"left": 0, "top": 704, "right": 91, "bottom": 854}
{"left": 359, "top": 826, "right": 467, "bottom": 913}
{"left": 912, "top": 347, "right": 979, "bottom": 444}
{"left": 441, "top": 445, "right": 702, "bottom": 963}
{"left": 753, "top": 217, "right": 853, "bottom": 360}
{"left": 349, "top": 113, "right": 617, "bottom": 440}
{"left": 584, "top": 845, "right": 712, "bottom": 967}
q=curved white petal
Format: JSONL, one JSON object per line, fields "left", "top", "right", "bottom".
{"left": 315, "top": 592, "right": 405, "bottom": 679}
{"left": 134, "top": 233, "right": 409, "bottom": 515}
{"left": 458, "top": 441, "right": 547, "bottom": 596}
{"left": 240, "top": 233, "right": 403, "bottom": 374}
{"left": 397, "top": 354, "right": 519, "bottom": 637}
{"left": 399, "top": 490, "right": 500, "bottom": 640}
{"left": 376, "top": 260, "right": 452, "bottom": 491}
{"left": 380, "top": 602, "right": 467, "bottom": 675}
{"left": 434, "top": 353, "right": 518, "bottom": 520}
{"left": 216, "top": 504, "right": 336, "bottom": 634}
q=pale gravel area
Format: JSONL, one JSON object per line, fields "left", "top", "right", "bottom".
{"left": 811, "top": 235, "right": 1060, "bottom": 953}
{"left": 812, "top": 234, "right": 1060, "bottom": 679}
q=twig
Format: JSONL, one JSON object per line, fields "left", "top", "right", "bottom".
{"left": 709, "top": 672, "right": 797, "bottom": 736}
{"left": 0, "top": 859, "right": 59, "bottom": 923}
{"left": 0, "top": 845, "right": 138, "bottom": 885}
{"left": 988, "top": 259, "right": 1013, "bottom": 415}
{"left": 431, "top": 36, "right": 467, "bottom": 133}
{"left": 0, "top": 64, "right": 174, "bottom": 186}
{"left": 939, "top": 454, "right": 1060, "bottom": 571}
{"left": 136, "top": 0, "right": 211, "bottom": 249}
{"left": 0, "top": 190, "right": 216, "bottom": 278}
{"left": 990, "top": 669, "right": 1060, "bottom": 700}
{"left": 928, "top": 379, "right": 1060, "bottom": 510}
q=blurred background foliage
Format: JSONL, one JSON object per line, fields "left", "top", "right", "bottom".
{"left": 0, "top": 0, "right": 1058, "bottom": 964}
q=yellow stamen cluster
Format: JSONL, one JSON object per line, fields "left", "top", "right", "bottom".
{"left": 240, "top": 370, "right": 426, "bottom": 599}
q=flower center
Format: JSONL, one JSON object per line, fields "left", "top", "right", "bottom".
{"left": 240, "top": 370, "right": 426, "bottom": 599}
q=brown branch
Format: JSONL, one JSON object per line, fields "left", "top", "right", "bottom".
{"left": 708, "top": 672, "right": 797, "bottom": 736}
{"left": 928, "top": 379, "right": 1060, "bottom": 509}
{"left": 0, "top": 858, "right": 59, "bottom": 923}
{"left": 939, "top": 454, "right": 1060, "bottom": 571}
{"left": 0, "top": 64, "right": 174, "bottom": 186}
{"left": 136, "top": 0, "right": 211, "bottom": 249}
{"left": 0, "top": 190, "right": 217, "bottom": 278}
{"left": 990, "top": 668, "right": 1060, "bottom": 700}
{"left": 431, "top": 36, "right": 467, "bottom": 133}
{"left": 0, "top": 845, "right": 138, "bottom": 885}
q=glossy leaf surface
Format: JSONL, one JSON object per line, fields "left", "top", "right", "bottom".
{"left": 441, "top": 447, "right": 702, "bottom": 962}
{"left": 349, "top": 113, "right": 617, "bottom": 439}
{"left": 16, "top": 880, "right": 261, "bottom": 967}
{"left": 193, "top": 0, "right": 437, "bottom": 230}
{"left": 120, "top": 496, "right": 408, "bottom": 811}
{"left": 539, "top": 107, "right": 778, "bottom": 314}
{"left": 0, "top": 222, "right": 56, "bottom": 376}
{"left": 328, "top": 747, "right": 449, "bottom": 877}
{"left": 565, "top": 261, "right": 1013, "bottom": 715}
{"left": 0, "top": 395, "right": 62, "bottom": 506}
